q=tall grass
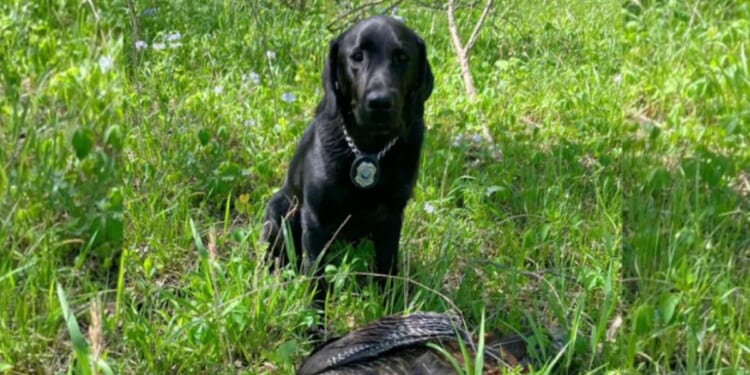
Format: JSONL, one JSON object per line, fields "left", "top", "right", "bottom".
{"left": 0, "top": 0, "right": 747, "bottom": 373}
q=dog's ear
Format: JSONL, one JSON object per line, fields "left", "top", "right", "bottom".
{"left": 320, "top": 37, "right": 341, "bottom": 117}
{"left": 404, "top": 36, "right": 433, "bottom": 127}
{"left": 414, "top": 36, "right": 434, "bottom": 103}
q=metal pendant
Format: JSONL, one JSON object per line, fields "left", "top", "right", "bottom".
{"left": 350, "top": 154, "right": 379, "bottom": 189}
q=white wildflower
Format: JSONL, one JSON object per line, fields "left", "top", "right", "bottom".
{"left": 152, "top": 42, "right": 166, "bottom": 50}
{"left": 423, "top": 202, "right": 435, "bottom": 214}
{"left": 213, "top": 86, "right": 223, "bottom": 95}
{"left": 166, "top": 32, "right": 182, "bottom": 42}
{"left": 452, "top": 134, "right": 463, "bottom": 147}
{"left": 242, "top": 71, "right": 260, "bottom": 84}
{"left": 141, "top": 7, "right": 157, "bottom": 17}
{"left": 98, "top": 55, "right": 113, "bottom": 73}
{"left": 281, "top": 92, "right": 295, "bottom": 103}
{"left": 613, "top": 74, "right": 622, "bottom": 84}
{"left": 266, "top": 50, "right": 276, "bottom": 60}
{"left": 134, "top": 40, "right": 147, "bottom": 50}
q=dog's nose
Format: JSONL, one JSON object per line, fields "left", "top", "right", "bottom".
{"left": 365, "top": 91, "right": 394, "bottom": 112}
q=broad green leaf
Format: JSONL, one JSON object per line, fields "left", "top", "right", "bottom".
{"left": 198, "top": 128, "right": 210, "bottom": 146}
{"left": 659, "top": 293, "right": 681, "bottom": 325}
{"left": 633, "top": 303, "right": 654, "bottom": 336}
{"left": 72, "top": 128, "right": 94, "bottom": 159}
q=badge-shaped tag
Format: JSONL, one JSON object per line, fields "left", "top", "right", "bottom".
{"left": 350, "top": 155, "right": 379, "bottom": 189}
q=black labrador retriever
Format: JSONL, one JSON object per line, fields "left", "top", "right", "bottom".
{"left": 261, "top": 15, "right": 433, "bottom": 302}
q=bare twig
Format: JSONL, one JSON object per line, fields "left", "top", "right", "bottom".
{"left": 447, "top": 0, "right": 495, "bottom": 142}
{"left": 327, "top": 0, "right": 387, "bottom": 32}
{"left": 465, "top": 0, "right": 493, "bottom": 52}
{"left": 413, "top": 0, "right": 447, "bottom": 10}
{"left": 381, "top": 0, "right": 406, "bottom": 19}
{"left": 266, "top": 196, "right": 299, "bottom": 256}
{"left": 447, "top": 0, "right": 493, "bottom": 100}
{"left": 321, "top": 215, "right": 351, "bottom": 258}
{"left": 326, "top": 0, "right": 405, "bottom": 33}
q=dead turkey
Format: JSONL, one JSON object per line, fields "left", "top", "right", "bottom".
{"left": 296, "top": 312, "right": 535, "bottom": 375}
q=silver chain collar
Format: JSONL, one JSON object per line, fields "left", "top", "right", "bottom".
{"left": 341, "top": 125, "right": 399, "bottom": 160}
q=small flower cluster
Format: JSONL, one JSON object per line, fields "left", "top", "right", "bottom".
{"left": 242, "top": 71, "right": 260, "bottom": 85}
{"left": 134, "top": 32, "right": 182, "bottom": 51}
{"left": 281, "top": 92, "right": 296, "bottom": 103}
{"left": 452, "top": 133, "right": 483, "bottom": 147}
{"left": 98, "top": 56, "right": 113, "bottom": 73}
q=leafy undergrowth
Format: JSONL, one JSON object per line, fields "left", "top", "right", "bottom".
{"left": 0, "top": 0, "right": 747, "bottom": 373}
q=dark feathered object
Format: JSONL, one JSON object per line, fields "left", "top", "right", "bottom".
{"left": 297, "top": 312, "right": 534, "bottom": 375}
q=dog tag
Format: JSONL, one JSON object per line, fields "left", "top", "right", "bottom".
{"left": 350, "top": 155, "right": 379, "bottom": 189}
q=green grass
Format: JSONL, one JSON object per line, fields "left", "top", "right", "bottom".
{"left": 1, "top": 0, "right": 748, "bottom": 373}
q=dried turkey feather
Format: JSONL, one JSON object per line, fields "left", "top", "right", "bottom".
{"left": 297, "top": 312, "right": 468, "bottom": 375}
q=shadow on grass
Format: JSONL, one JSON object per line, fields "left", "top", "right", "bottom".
{"left": 621, "top": 138, "right": 749, "bottom": 370}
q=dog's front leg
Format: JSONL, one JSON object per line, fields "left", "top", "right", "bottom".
{"left": 372, "top": 212, "right": 403, "bottom": 288}
{"left": 301, "top": 206, "right": 334, "bottom": 306}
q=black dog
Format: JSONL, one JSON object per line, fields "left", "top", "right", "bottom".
{"left": 261, "top": 15, "right": 433, "bottom": 302}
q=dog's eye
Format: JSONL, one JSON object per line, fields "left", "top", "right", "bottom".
{"left": 394, "top": 51, "right": 409, "bottom": 64}
{"left": 350, "top": 51, "right": 364, "bottom": 62}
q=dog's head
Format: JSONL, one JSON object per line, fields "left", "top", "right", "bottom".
{"left": 321, "top": 16, "right": 433, "bottom": 149}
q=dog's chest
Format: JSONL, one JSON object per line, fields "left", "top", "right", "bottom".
{"left": 321, "top": 178, "right": 404, "bottom": 224}
{"left": 339, "top": 202, "right": 391, "bottom": 238}
{"left": 318, "top": 144, "right": 417, "bottom": 227}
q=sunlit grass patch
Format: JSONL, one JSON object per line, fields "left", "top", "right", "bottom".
{"left": 0, "top": 0, "right": 747, "bottom": 373}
